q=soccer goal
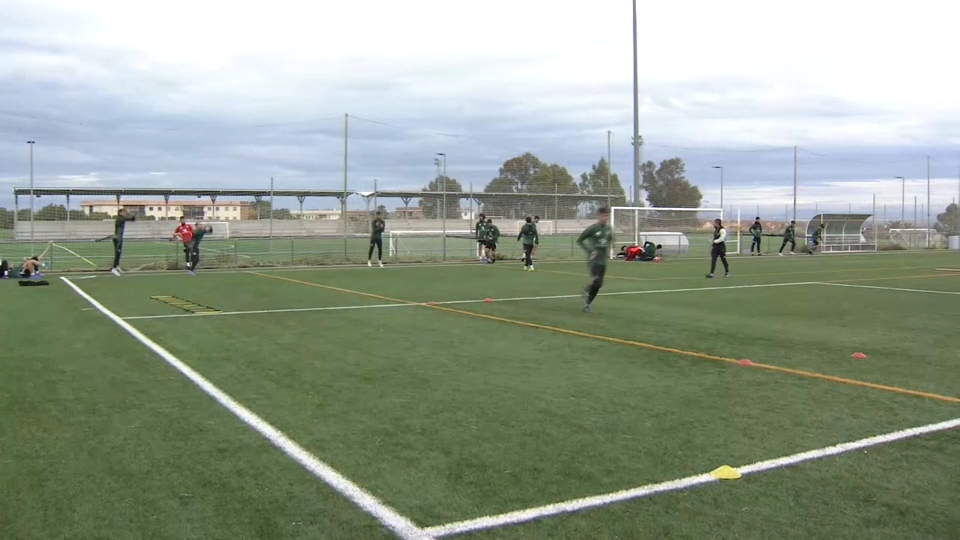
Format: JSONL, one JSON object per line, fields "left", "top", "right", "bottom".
{"left": 514, "top": 220, "right": 556, "bottom": 236}
{"left": 388, "top": 230, "right": 474, "bottom": 258}
{"left": 203, "top": 221, "right": 231, "bottom": 239}
{"left": 609, "top": 207, "right": 726, "bottom": 258}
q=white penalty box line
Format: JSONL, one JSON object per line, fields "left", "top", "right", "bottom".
{"left": 424, "top": 417, "right": 960, "bottom": 538}
{"left": 60, "top": 277, "right": 435, "bottom": 540}
{"left": 121, "top": 281, "right": 817, "bottom": 321}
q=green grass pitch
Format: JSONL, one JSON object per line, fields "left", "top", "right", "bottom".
{"left": 3, "top": 251, "right": 960, "bottom": 539}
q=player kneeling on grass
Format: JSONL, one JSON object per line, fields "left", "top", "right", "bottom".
{"left": 517, "top": 216, "right": 539, "bottom": 270}
{"left": 577, "top": 207, "right": 614, "bottom": 313}
{"left": 187, "top": 223, "right": 213, "bottom": 275}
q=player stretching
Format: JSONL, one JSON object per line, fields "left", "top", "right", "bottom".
{"left": 483, "top": 218, "right": 500, "bottom": 263}
{"left": 809, "top": 223, "right": 824, "bottom": 254}
{"left": 748, "top": 217, "right": 763, "bottom": 255}
{"left": 173, "top": 216, "right": 195, "bottom": 271}
{"left": 779, "top": 220, "right": 797, "bottom": 255}
{"left": 368, "top": 212, "right": 385, "bottom": 267}
{"left": 110, "top": 208, "right": 136, "bottom": 276}
{"left": 576, "top": 207, "right": 614, "bottom": 313}
{"left": 475, "top": 213, "right": 487, "bottom": 261}
{"left": 187, "top": 223, "right": 213, "bottom": 275}
{"left": 706, "top": 218, "right": 730, "bottom": 278}
{"left": 517, "top": 216, "right": 540, "bottom": 271}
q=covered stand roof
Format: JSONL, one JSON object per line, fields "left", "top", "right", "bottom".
{"left": 805, "top": 213, "right": 873, "bottom": 239}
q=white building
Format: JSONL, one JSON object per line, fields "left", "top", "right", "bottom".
{"left": 80, "top": 200, "right": 254, "bottom": 220}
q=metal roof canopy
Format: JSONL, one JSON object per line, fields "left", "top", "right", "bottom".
{"left": 12, "top": 188, "right": 353, "bottom": 198}
{"left": 805, "top": 213, "right": 873, "bottom": 240}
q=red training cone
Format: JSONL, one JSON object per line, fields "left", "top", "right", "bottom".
{"left": 426, "top": 301, "right": 437, "bottom": 305}
{"left": 484, "top": 298, "right": 494, "bottom": 303}
{"left": 738, "top": 359, "right": 754, "bottom": 366}
{"left": 851, "top": 352, "right": 868, "bottom": 359}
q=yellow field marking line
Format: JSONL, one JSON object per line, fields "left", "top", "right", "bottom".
{"left": 534, "top": 264, "right": 935, "bottom": 283}
{"left": 251, "top": 272, "right": 960, "bottom": 406}
{"left": 52, "top": 243, "right": 98, "bottom": 267}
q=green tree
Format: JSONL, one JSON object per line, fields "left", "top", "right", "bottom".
{"left": 252, "top": 200, "right": 272, "bottom": 219}
{"left": 418, "top": 176, "right": 464, "bottom": 219}
{"left": 271, "top": 208, "right": 295, "bottom": 220}
{"left": 480, "top": 153, "right": 580, "bottom": 219}
{"left": 935, "top": 203, "right": 960, "bottom": 233}
{"left": 579, "top": 157, "right": 627, "bottom": 214}
{"left": 641, "top": 158, "right": 702, "bottom": 208}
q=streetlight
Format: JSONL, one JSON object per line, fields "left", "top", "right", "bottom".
{"left": 631, "top": 0, "right": 640, "bottom": 208}
{"left": 435, "top": 153, "right": 447, "bottom": 260}
{"left": 712, "top": 165, "right": 724, "bottom": 210}
{"left": 27, "top": 140, "right": 35, "bottom": 250}
{"left": 895, "top": 176, "right": 905, "bottom": 224}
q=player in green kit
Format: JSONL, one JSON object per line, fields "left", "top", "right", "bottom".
{"left": 779, "top": 220, "right": 797, "bottom": 255}
{"left": 110, "top": 208, "right": 136, "bottom": 276}
{"left": 576, "top": 207, "right": 614, "bottom": 313}
{"left": 187, "top": 222, "right": 213, "bottom": 275}
{"left": 368, "top": 212, "right": 385, "bottom": 267}
{"left": 748, "top": 217, "right": 763, "bottom": 255}
{"left": 483, "top": 218, "right": 500, "bottom": 263}
{"left": 809, "top": 222, "right": 824, "bottom": 254}
{"left": 475, "top": 213, "right": 487, "bottom": 261}
{"left": 517, "top": 216, "right": 540, "bottom": 270}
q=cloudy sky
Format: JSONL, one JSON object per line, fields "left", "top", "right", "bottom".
{"left": 1, "top": 0, "right": 958, "bottom": 218}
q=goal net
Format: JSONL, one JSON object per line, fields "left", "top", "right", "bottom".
{"left": 201, "top": 221, "right": 231, "bottom": 240}
{"left": 514, "top": 220, "right": 556, "bottom": 235}
{"left": 388, "top": 230, "right": 474, "bottom": 258}
{"left": 609, "top": 207, "right": 726, "bottom": 258}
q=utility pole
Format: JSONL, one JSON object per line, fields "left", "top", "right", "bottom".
{"left": 436, "top": 153, "right": 447, "bottom": 259}
{"left": 631, "top": 0, "right": 641, "bottom": 207}
{"left": 792, "top": 146, "right": 798, "bottom": 221}
{"left": 27, "top": 140, "right": 35, "bottom": 251}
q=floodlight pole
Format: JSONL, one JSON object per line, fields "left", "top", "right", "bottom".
{"left": 436, "top": 153, "right": 447, "bottom": 259}
{"left": 792, "top": 146, "right": 798, "bottom": 221}
{"left": 631, "top": 0, "right": 641, "bottom": 207}
{"left": 27, "top": 140, "right": 35, "bottom": 251}
{"left": 607, "top": 130, "right": 612, "bottom": 209}
{"left": 895, "top": 176, "right": 905, "bottom": 225}
{"left": 926, "top": 155, "right": 931, "bottom": 247}
{"left": 712, "top": 165, "right": 724, "bottom": 210}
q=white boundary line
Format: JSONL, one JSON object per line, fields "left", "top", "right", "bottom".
{"left": 60, "top": 277, "right": 435, "bottom": 540}
{"left": 934, "top": 268, "right": 960, "bottom": 272}
{"left": 47, "top": 248, "right": 944, "bottom": 278}
{"left": 819, "top": 282, "right": 960, "bottom": 296}
{"left": 424, "top": 417, "right": 960, "bottom": 538}
{"left": 121, "top": 281, "right": 815, "bottom": 320}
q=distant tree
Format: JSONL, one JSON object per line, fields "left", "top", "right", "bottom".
{"left": 579, "top": 157, "right": 627, "bottom": 214}
{"left": 271, "top": 208, "right": 295, "bottom": 220}
{"left": 418, "top": 176, "right": 463, "bottom": 219}
{"left": 935, "top": 203, "right": 960, "bottom": 233}
{"left": 641, "top": 158, "right": 703, "bottom": 208}
{"left": 252, "top": 200, "right": 272, "bottom": 219}
{"left": 480, "top": 153, "right": 580, "bottom": 219}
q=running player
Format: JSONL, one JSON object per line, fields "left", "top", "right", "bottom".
{"left": 368, "top": 212, "right": 385, "bottom": 267}
{"left": 576, "top": 207, "right": 614, "bottom": 313}
{"left": 748, "top": 217, "right": 763, "bottom": 255}
{"left": 779, "top": 220, "right": 797, "bottom": 255}
{"left": 110, "top": 208, "right": 136, "bottom": 276}
{"left": 475, "top": 213, "right": 487, "bottom": 261}
{"left": 809, "top": 222, "right": 825, "bottom": 254}
{"left": 173, "top": 216, "right": 195, "bottom": 270}
{"left": 483, "top": 218, "right": 500, "bottom": 263}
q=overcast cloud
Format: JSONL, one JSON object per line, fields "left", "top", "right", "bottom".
{"left": 1, "top": 0, "right": 958, "bottom": 218}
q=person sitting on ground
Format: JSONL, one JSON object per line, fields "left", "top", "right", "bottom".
{"left": 18, "top": 256, "right": 44, "bottom": 278}
{"left": 1, "top": 258, "right": 9, "bottom": 278}
{"left": 639, "top": 241, "right": 662, "bottom": 261}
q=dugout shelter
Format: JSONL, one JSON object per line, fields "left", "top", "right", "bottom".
{"left": 806, "top": 213, "right": 875, "bottom": 252}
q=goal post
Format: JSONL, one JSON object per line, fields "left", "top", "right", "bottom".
{"left": 608, "top": 207, "right": 730, "bottom": 258}
{"left": 202, "top": 221, "right": 231, "bottom": 240}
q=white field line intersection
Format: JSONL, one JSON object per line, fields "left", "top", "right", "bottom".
{"left": 424, "top": 417, "right": 960, "bottom": 538}
{"left": 121, "top": 281, "right": 815, "bottom": 320}
{"left": 818, "top": 282, "right": 960, "bottom": 296}
{"left": 61, "top": 277, "right": 435, "bottom": 540}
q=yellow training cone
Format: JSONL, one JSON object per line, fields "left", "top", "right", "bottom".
{"left": 710, "top": 465, "right": 742, "bottom": 480}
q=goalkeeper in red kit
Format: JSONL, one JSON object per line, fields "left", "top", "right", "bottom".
{"left": 173, "top": 217, "right": 195, "bottom": 270}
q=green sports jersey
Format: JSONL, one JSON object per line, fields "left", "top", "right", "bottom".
{"left": 518, "top": 223, "right": 539, "bottom": 245}
{"left": 784, "top": 225, "right": 795, "bottom": 241}
{"left": 371, "top": 218, "right": 385, "bottom": 239}
{"left": 750, "top": 223, "right": 762, "bottom": 238}
{"left": 813, "top": 228, "right": 823, "bottom": 240}
{"left": 643, "top": 241, "right": 657, "bottom": 257}
{"left": 475, "top": 220, "right": 486, "bottom": 239}
{"left": 114, "top": 214, "right": 135, "bottom": 238}
{"left": 191, "top": 227, "right": 209, "bottom": 248}
{"left": 486, "top": 224, "right": 501, "bottom": 242}
{"left": 577, "top": 222, "right": 614, "bottom": 265}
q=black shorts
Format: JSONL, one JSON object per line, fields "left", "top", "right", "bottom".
{"left": 485, "top": 241, "right": 497, "bottom": 250}
{"left": 712, "top": 244, "right": 726, "bottom": 257}
{"left": 370, "top": 237, "right": 383, "bottom": 247}
{"left": 522, "top": 243, "right": 534, "bottom": 252}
